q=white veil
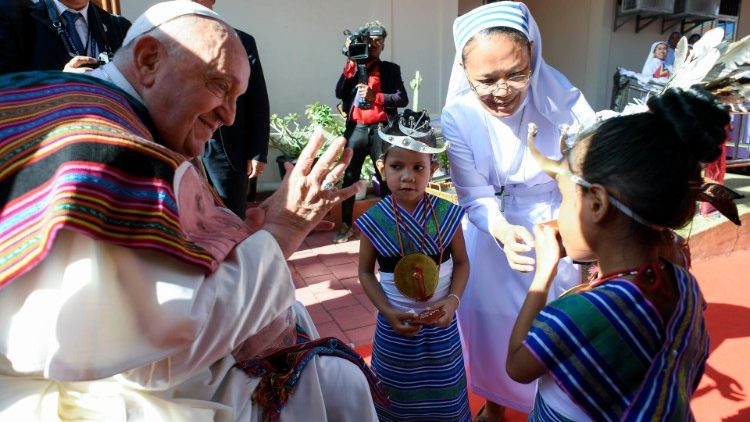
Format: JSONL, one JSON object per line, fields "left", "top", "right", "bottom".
{"left": 642, "top": 41, "right": 668, "bottom": 75}
{"left": 445, "top": 1, "right": 592, "bottom": 127}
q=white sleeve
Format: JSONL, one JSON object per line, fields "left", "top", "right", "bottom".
{"left": 442, "top": 106, "right": 507, "bottom": 237}
{"left": 0, "top": 229, "right": 294, "bottom": 386}
{"left": 131, "top": 229, "right": 297, "bottom": 388}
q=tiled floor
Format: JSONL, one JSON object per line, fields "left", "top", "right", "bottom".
{"left": 289, "top": 229, "right": 377, "bottom": 347}
{"left": 292, "top": 223, "right": 750, "bottom": 420}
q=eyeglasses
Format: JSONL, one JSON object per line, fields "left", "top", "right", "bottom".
{"left": 465, "top": 71, "right": 532, "bottom": 96}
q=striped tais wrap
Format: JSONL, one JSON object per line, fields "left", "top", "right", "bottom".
{"left": 525, "top": 265, "right": 709, "bottom": 421}
{"left": 0, "top": 71, "right": 222, "bottom": 289}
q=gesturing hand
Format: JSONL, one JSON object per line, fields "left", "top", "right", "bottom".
{"left": 259, "top": 129, "right": 362, "bottom": 257}
{"left": 531, "top": 223, "right": 563, "bottom": 288}
{"left": 497, "top": 224, "right": 536, "bottom": 272}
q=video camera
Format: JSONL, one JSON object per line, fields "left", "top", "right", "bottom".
{"left": 341, "top": 24, "right": 385, "bottom": 110}
{"left": 342, "top": 27, "right": 370, "bottom": 61}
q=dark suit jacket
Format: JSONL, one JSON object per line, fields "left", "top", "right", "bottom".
{"left": 0, "top": 0, "right": 131, "bottom": 74}
{"left": 213, "top": 30, "right": 270, "bottom": 169}
{"left": 335, "top": 59, "right": 408, "bottom": 137}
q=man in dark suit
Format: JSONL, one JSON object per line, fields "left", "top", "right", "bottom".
{"left": 334, "top": 20, "right": 408, "bottom": 243}
{"left": 0, "top": 0, "right": 131, "bottom": 74}
{"left": 193, "top": 0, "right": 271, "bottom": 218}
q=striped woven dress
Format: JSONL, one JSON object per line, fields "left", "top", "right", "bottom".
{"left": 524, "top": 264, "right": 709, "bottom": 421}
{"left": 355, "top": 194, "right": 471, "bottom": 421}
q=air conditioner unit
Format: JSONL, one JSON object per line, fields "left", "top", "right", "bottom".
{"left": 672, "top": 0, "right": 720, "bottom": 17}
{"left": 621, "top": 0, "right": 674, "bottom": 14}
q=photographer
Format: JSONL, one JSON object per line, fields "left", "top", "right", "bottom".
{"left": 0, "top": 0, "right": 130, "bottom": 74}
{"left": 334, "top": 20, "right": 408, "bottom": 244}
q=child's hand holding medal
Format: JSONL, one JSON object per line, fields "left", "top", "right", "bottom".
{"left": 384, "top": 308, "right": 423, "bottom": 337}
{"left": 406, "top": 307, "right": 446, "bottom": 326}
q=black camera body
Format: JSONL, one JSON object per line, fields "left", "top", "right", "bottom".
{"left": 342, "top": 25, "right": 385, "bottom": 110}
{"left": 342, "top": 27, "right": 369, "bottom": 61}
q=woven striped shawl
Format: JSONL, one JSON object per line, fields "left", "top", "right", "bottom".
{"left": 525, "top": 265, "right": 709, "bottom": 421}
{"left": 0, "top": 71, "right": 225, "bottom": 288}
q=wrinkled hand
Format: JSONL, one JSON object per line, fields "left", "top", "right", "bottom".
{"left": 384, "top": 308, "right": 422, "bottom": 337}
{"left": 247, "top": 159, "right": 265, "bottom": 179}
{"left": 63, "top": 56, "right": 97, "bottom": 73}
{"left": 531, "top": 223, "right": 563, "bottom": 287}
{"left": 356, "top": 83, "right": 376, "bottom": 102}
{"left": 496, "top": 224, "right": 535, "bottom": 272}
{"left": 259, "top": 130, "right": 362, "bottom": 257}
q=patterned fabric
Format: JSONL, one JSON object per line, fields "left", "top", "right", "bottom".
{"left": 525, "top": 264, "right": 709, "bottom": 421}
{"left": 0, "top": 71, "right": 222, "bottom": 288}
{"left": 452, "top": 1, "right": 529, "bottom": 49}
{"left": 234, "top": 335, "right": 390, "bottom": 422}
{"left": 356, "top": 195, "right": 469, "bottom": 421}
{"left": 372, "top": 313, "right": 470, "bottom": 422}
{"left": 528, "top": 393, "right": 575, "bottom": 422}
{"left": 354, "top": 194, "right": 464, "bottom": 258}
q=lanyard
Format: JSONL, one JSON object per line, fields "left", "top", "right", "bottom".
{"left": 43, "top": 0, "right": 101, "bottom": 58}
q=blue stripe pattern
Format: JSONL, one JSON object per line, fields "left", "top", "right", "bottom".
{"left": 372, "top": 313, "right": 470, "bottom": 421}
{"left": 453, "top": 2, "right": 529, "bottom": 50}
{"left": 525, "top": 266, "right": 709, "bottom": 420}
{"left": 355, "top": 195, "right": 464, "bottom": 258}
{"left": 528, "top": 392, "right": 575, "bottom": 422}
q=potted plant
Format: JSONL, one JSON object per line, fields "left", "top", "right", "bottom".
{"left": 269, "top": 102, "right": 375, "bottom": 186}
{"left": 269, "top": 102, "right": 344, "bottom": 177}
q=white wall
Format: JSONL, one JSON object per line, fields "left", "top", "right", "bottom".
{"left": 120, "top": 0, "right": 457, "bottom": 188}
{"left": 120, "top": 0, "right": 456, "bottom": 117}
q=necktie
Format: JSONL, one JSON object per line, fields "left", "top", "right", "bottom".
{"left": 61, "top": 11, "right": 85, "bottom": 56}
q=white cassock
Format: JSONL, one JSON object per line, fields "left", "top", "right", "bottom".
{"left": 442, "top": 94, "right": 584, "bottom": 412}
{"left": 0, "top": 163, "right": 377, "bottom": 421}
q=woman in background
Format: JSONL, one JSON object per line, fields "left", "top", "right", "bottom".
{"left": 642, "top": 41, "right": 671, "bottom": 79}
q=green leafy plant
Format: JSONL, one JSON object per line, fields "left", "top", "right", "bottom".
{"left": 437, "top": 150, "right": 450, "bottom": 173}
{"left": 435, "top": 132, "right": 450, "bottom": 175}
{"left": 362, "top": 156, "right": 376, "bottom": 181}
{"left": 305, "top": 102, "right": 345, "bottom": 137}
{"left": 269, "top": 102, "right": 345, "bottom": 158}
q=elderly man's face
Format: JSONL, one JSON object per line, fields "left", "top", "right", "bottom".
{"left": 147, "top": 19, "right": 249, "bottom": 158}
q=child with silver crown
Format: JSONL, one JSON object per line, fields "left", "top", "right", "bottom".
{"left": 355, "top": 109, "right": 472, "bottom": 421}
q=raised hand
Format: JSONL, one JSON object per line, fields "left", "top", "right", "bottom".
{"left": 259, "top": 129, "right": 362, "bottom": 257}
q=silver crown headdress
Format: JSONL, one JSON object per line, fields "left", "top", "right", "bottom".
{"left": 378, "top": 109, "right": 449, "bottom": 154}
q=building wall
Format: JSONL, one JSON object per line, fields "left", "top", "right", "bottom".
{"left": 120, "top": 0, "right": 456, "bottom": 116}
{"left": 120, "top": 0, "right": 457, "bottom": 189}
{"left": 119, "top": 0, "right": 747, "bottom": 188}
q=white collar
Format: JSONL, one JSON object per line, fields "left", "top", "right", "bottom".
{"left": 53, "top": 0, "right": 90, "bottom": 24}
{"left": 89, "top": 62, "right": 146, "bottom": 105}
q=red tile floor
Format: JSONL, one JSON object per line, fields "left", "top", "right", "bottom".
{"left": 289, "top": 228, "right": 750, "bottom": 421}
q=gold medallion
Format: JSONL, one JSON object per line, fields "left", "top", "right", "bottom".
{"left": 394, "top": 253, "right": 439, "bottom": 302}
